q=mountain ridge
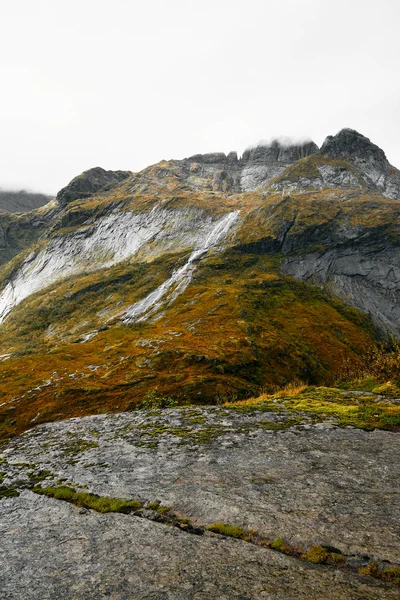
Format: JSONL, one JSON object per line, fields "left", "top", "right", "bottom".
{"left": 0, "top": 189, "right": 52, "bottom": 213}
{"left": 0, "top": 127, "right": 399, "bottom": 440}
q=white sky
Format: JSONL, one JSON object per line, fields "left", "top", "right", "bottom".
{"left": 1, "top": 0, "right": 399, "bottom": 195}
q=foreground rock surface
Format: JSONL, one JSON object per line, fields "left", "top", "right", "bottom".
{"left": 1, "top": 407, "right": 399, "bottom": 599}
{"left": 1, "top": 493, "right": 395, "bottom": 600}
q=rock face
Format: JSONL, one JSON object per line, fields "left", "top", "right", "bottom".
{"left": 0, "top": 201, "right": 58, "bottom": 268}
{"left": 1, "top": 407, "right": 400, "bottom": 599}
{"left": 240, "top": 140, "right": 319, "bottom": 192}
{"left": 182, "top": 132, "right": 400, "bottom": 198}
{"left": 242, "top": 139, "right": 319, "bottom": 164}
{"left": 0, "top": 206, "right": 239, "bottom": 324}
{"left": 320, "top": 128, "right": 400, "bottom": 199}
{"left": 282, "top": 246, "right": 400, "bottom": 338}
{"left": 183, "top": 140, "right": 320, "bottom": 193}
{"left": 56, "top": 166, "right": 132, "bottom": 204}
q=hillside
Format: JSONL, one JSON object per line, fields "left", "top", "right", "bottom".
{"left": 0, "top": 129, "right": 399, "bottom": 440}
{"left": 0, "top": 189, "right": 52, "bottom": 213}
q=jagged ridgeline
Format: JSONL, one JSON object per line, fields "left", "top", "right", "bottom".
{"left": 0, "top": 128, "right": 399, "bottom": 438}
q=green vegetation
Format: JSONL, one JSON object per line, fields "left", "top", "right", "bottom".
{"left": 156, "top": 504, "right": 171, "bottom": 515}
{"left": 206, "top": 522, "right": 248, "bottom": 540}
{"left": 63, "top": 439, "right": 99, "bottom": 456}
{"left": 228, "top": 384, "right": 400, "bottom": 431}
{"left": 33, "top": 485, "right": 142, "bottom": 513}
{"left": 27, "top": 469, "right": 53, "bottom": 484}
{"left": 0, "top": 166, "right": 399, "bottom": 444}
{"left": 330, "top": 553, "right": 346, "bottom": 565}
{"left": 343, "top": 343, "right": 400, "bottom": 384}
{"left": 360, "top": 562, "right": 400, "bottom": 586}
{"left": 302, "top": 545, "right": 330, "bottom": 564}
{"left": 0, "top": 485, "right": 19, "bottom": 499}
{"left": 272, "top": 156, "right": 321, "bottom": 183}
{"left": 138, "top": 388, "right": 177, "bottom": 410}
{"left": 17, "top": 480, "right": 400, "bottom": 585}
{"left": 270, "top": 537, "right": 289, "bottom": 553}
{"left": 136, "top": 421, "right": 236, "bottom": 446}
{"left": 270, "top": 154, "right": 364, "bottom": 187}
{"left": 146, "top": 501, "right": 161, "bottom": 511}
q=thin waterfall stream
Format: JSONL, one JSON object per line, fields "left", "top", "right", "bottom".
{"left": 120, "top": 211, "right": 239, "bottom": 323}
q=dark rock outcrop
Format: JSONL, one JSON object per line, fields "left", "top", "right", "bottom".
{"left": 241, "top": 139, "right": 319, "bottom": 164}
{"left": 321, "top": 128, "right": 387, "bottom": 164}
{"left": 57, "top": 167, "right": 131, "bottom": 205}
{"left": 184, "top": 140, "right": 320, "bottom": 193}
{"left": 320, "top": 129, "right": 400, "bottom": 199}
{"left": 186, "top": 152, "right": 234, "bottom": 165}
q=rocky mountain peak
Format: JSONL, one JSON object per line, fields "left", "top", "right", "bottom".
{"left": 241, "top": 139, "right": 319, "bottom": 164}
{"left": 185, "top": 140, "right": 319, "bottom": 169}
{"left": 320, "top": 129, "right": 400, "bottom": 198}
{"left": 320, "top": 128, "right": 388, "bottom": 166}
{"left": 186, "top": 152, "right": 231, "bottom": 165}
{"left": 185, "top": 151, "right": 240, "bottom": 167}
{"left": 56, "top": 166, "right": 131, "bottom": 205}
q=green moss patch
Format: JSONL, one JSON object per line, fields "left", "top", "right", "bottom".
{"left": 360, "top": 562, "right": 400, "bottom": 586}
{"left": 33, "top": 485, "right": 142, "bottom": 514}
{"left": 62, "top": 439, "right": 99, "bottom": 456}
{"left": 302, "top": 545, "right": 330, "bottom": 564}
{"left": 270, "top": 537, "right": 289, "bottom": 553}
{"left": 230, "top": 385, "right": 400, "bottom": 431}
{"left": 206, "top": 522, "right": 248, "bottom": 540}
{"left": 0, "top": 485, "right": 20, "bottom": 499}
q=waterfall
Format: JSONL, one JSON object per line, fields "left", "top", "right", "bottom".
{"left": 120, "top": 211, "right": 239, "bottom": 323}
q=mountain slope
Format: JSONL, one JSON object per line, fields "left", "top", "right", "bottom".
{"left": 0, "top": 189, "right": 52, "bottom": 213}
{"left": 0, "top": 128, "right": 399, "bottom": 439}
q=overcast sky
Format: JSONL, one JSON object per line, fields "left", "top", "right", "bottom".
{"left": 1, "top": 0, "right": 399, "bottom": 195}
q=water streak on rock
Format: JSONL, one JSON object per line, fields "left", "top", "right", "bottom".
{"left": 121, "top": 211, "right": 239, "bottom": 323}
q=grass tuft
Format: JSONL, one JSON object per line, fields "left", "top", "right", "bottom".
{"left": 359, "top": 562, "right": 400, "bottom": 586}
{"left": 302, "top": 545, "right": 330, "bottom": 564}
{"left": 270, "top": 537, "right": 289, "bottom": 553}
{"left": 0, "top": 485, "right": 20, "bottom": 499}
{"left": 33, "top": 485, "right": 142, "bottom": 513}
{"left": 206, "top": 522, "right": 248, "bottom": 540}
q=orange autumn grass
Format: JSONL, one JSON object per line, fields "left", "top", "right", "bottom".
{"left": 225, "top": 379, "right": 308, "bottom": 407}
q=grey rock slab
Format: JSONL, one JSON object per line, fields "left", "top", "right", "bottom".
{"left": 0, "top": 491, "right": 397, "bottom": 600}
{"left": 282, "top": 245, "right": 400, "bottom": 337}
{"left": 2, "top": 410, "right": 400, "bottom": 569}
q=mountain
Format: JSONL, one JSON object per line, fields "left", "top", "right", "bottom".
{"left": 0, "top": 189, "right": 52, "bottom": 213}
{"left": 0, "top": 128, "right": 399, "bottom": 439}
{"left": 1, "top": 128, "right": 400, "bottom": 599}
